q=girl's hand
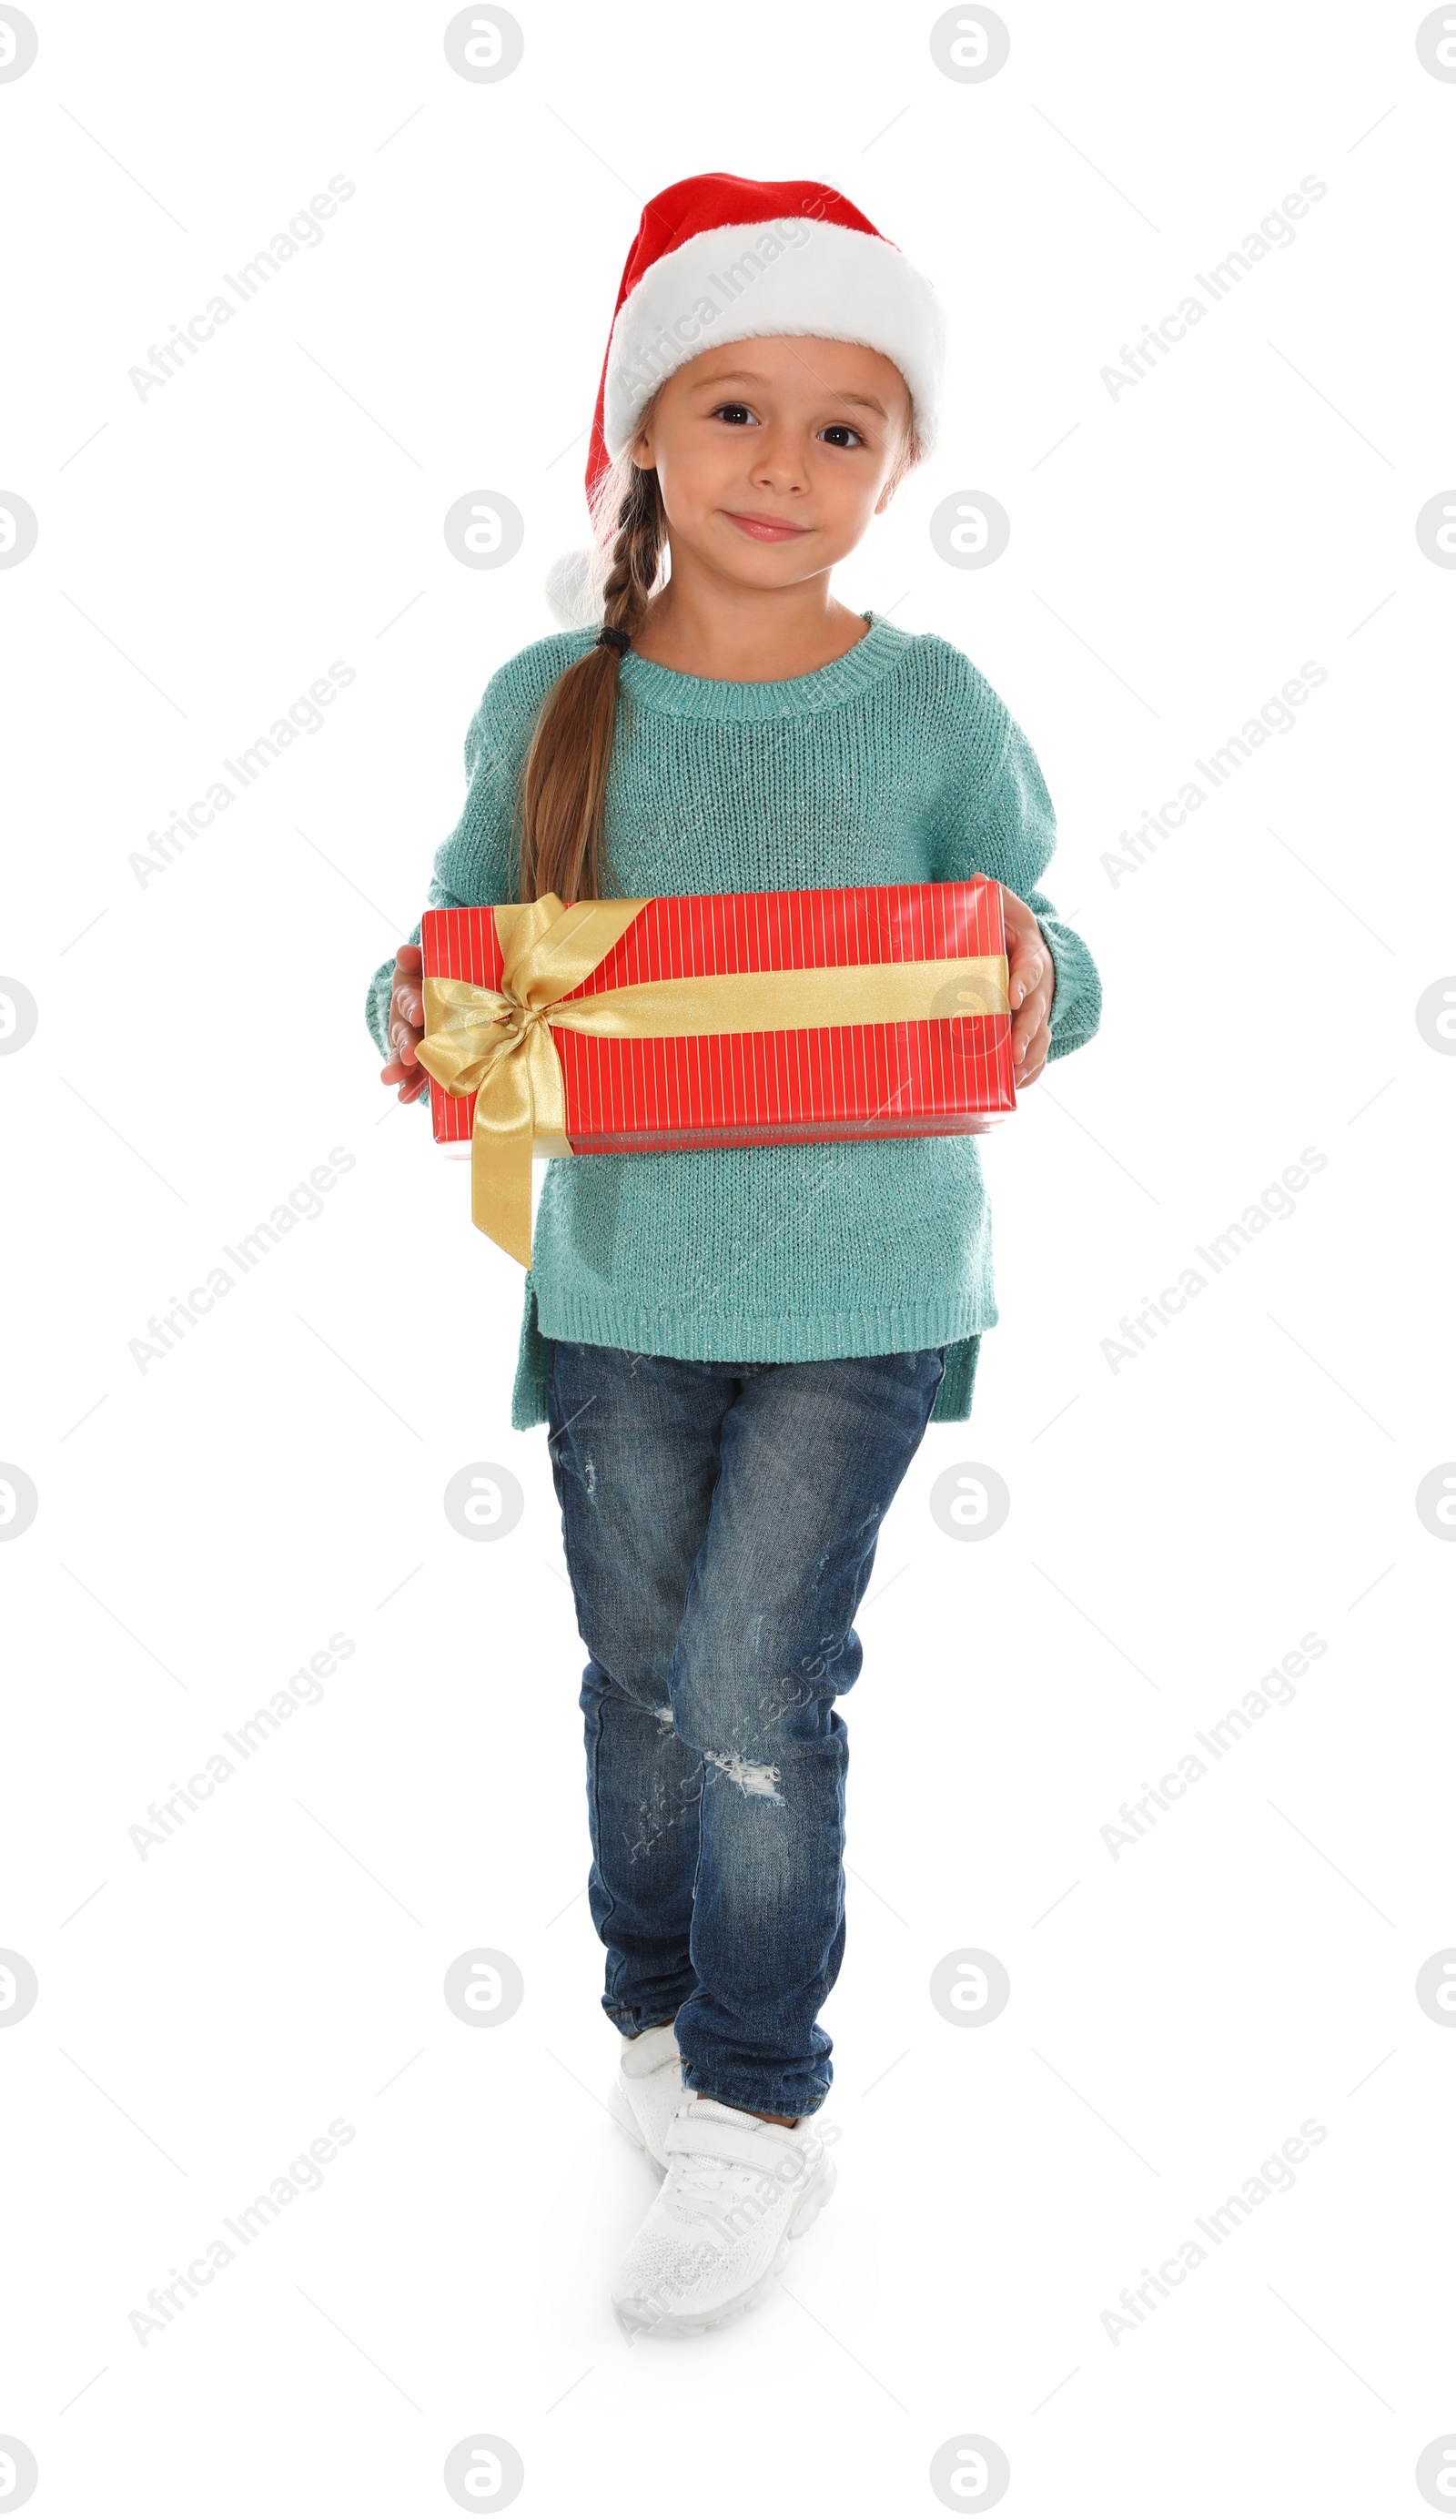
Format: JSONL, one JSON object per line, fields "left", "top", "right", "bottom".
{"left": 380, "top": 943, "right": 430, "bottom": 1104}
{"left": 973, "top": 875, "right": 1055, "bottom": 1088}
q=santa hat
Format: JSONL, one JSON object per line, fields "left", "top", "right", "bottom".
{"left": 544, "top": 171, "right": 947, "bottom": 627}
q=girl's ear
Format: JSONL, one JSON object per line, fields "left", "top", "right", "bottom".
{"left": 626, "top": 386, "right": 665, "bottom": 478}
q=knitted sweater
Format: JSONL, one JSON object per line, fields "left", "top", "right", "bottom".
{"left": 365, "top": 612, "right": 1102, "bottom": 1430}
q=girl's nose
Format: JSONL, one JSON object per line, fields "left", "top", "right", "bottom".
{"left": 747, "top": 426, "right": 806, "bottom": 484}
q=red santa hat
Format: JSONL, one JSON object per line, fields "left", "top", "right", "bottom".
{"left": 545, "top": 170, "right": 947, "bottom": 626}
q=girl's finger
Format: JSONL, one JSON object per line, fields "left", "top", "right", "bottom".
{"left": 1014, "top": 1018, "right": 1050, "bottom": 1081}
{"left": 1005, "top": 923, "right": 1046, "bottom": 1002}
{"left": 1012, "top": 980, "right": 1051, "bottom": 1047}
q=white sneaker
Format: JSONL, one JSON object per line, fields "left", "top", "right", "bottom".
{"left": 606, "top": 2022, "right": 685, "bottom": 2171}
{"left": 611, "top": 2095, "right": 836, "bottom": 2336}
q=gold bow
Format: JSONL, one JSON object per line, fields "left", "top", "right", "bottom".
{"left": 415, "top": 891, "right": 1009, "bottom": 1267}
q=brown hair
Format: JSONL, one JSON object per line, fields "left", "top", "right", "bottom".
{"left": 515, "top": 419, "right": 668, "bottom": 903}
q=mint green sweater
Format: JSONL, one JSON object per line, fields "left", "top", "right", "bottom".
{"left": 366, "top": 613, "right": 1101, "bottom": 1429}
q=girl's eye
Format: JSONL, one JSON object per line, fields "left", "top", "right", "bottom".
{"left": 707, "top": 406, "right": 867, "bottom": 446}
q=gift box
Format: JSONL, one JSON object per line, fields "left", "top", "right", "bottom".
{"left": 415, "top": 880, "right": 1016, "bottom": 1265}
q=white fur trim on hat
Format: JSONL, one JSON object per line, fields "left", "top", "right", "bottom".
{"left": 602, "top": 218, "right": 945, "bottom": 462}
{"left": 544, "top": 545, "right": 602, "bottom": 629}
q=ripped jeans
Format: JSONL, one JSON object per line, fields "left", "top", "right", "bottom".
{"left": 545, "top": 1339, "right": 946, "bottom": 2120}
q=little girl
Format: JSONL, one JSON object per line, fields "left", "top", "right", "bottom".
{"left": 368, "top": 172, "right": 1101, "bottom": 2337}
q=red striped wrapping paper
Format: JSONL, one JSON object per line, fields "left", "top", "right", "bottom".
{"left": 420, "top": 879, "right": 1016, "bottom": 1155}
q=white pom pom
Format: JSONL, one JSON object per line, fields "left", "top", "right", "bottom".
{"left": 543, "top": 547, "right": 602, "bottom": 629}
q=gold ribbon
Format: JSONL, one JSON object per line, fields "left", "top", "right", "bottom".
{"left": 415, "top": 892, "right": 1009, "bottom": 1267}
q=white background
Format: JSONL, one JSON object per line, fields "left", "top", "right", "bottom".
{"left": 4, "top": 1, "right": 1455, "bottom": 2513}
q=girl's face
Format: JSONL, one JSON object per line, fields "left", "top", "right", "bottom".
{"left": 630, "top": 334, "right": 914, "bottom": 594}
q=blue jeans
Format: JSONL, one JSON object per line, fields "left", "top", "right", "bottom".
{"left": 545, "top": 1340, "right": 946, "bottom": 2120}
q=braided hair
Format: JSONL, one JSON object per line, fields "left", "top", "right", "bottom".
{"left": 515, "top": 436, "right": 667, "bottom": 903}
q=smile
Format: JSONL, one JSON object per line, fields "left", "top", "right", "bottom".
{"left": 722, "top": 511, "right": 814, "bottom": 542}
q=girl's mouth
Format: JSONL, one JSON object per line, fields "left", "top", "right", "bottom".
{"left": 722, "top": 511, "right": 814, "bottom": 542}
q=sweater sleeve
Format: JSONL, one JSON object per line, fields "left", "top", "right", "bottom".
{"left": 927, "top": 656, "right": 1102, "bottom": 1063}
{"left": 362, "top": 686, "right": 521, "bottom": 1075}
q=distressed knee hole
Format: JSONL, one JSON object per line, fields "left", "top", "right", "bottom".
{"left": 703, "top": 1747, "right": 783, "bottom": 1800}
